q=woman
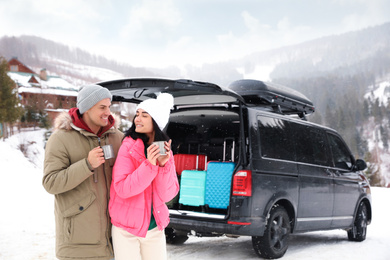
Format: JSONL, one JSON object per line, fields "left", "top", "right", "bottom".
{"left": 109, "top": 93, "right": 179, "bottom": 260}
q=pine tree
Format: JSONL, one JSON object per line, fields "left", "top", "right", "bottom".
{"left": 363, "top": 99, "right": 370, "bottom": 120}
{"left": 0, "top": 56, "right": 22, "bottom": 138}
{"left": 355, "top": 128, "right": 368, "bottom": 158}
{"left": 380, "top": 124, "right": 389, "bottom": 151}
{"left": 363, "top": 151, "right": 382, "bottom": 187}
{"left": 372, "top": 98, "right": 382, "bottom": 124}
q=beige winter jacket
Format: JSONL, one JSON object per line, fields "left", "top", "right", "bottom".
{"left": 43, "top": 111, "right": 123, "bottom": 260}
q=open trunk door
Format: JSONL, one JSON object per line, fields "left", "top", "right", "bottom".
{"left": 98, "top": 78, "right": 243, "bottom": 106}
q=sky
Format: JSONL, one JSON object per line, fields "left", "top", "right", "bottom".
{"left": 1, "top": 0, "right": 390, "bottom": 68}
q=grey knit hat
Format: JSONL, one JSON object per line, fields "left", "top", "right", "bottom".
{"left": 77, "top": 84, "right": 112, "bottom": 114}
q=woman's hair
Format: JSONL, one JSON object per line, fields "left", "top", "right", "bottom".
{"left": 124, "top": 116, "right": 170, "bottom": 144}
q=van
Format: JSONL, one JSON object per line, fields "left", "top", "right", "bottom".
{"left": 100, "top": 78, "right": 372, "bottom": 259}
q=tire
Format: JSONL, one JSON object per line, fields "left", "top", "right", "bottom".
{"left": 347, "top": 201, "right": 368, "bottom": 242}
{"left": 252, "top": 205, "right": 291, "bottom": 259}
{"left": 165, "top": 227, "right": 189, "bottom": 245}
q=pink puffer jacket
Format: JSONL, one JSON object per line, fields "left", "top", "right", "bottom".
{"left": 109, "top": 137, "right": 179, "bottom": 237}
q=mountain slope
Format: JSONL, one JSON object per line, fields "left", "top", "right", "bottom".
{"left": 0, "top": 35, "right": 157, "bottom": 85}
{"left": 1, "top": 22, "right": 390, "bottom": 87}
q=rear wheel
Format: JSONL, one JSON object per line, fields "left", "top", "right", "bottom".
{"left": 348, "top": 201, "right": 368, "bottom": 241}
{"left": 252, "top": 205, "right": 291, "bottom": 259}
{"left": 165, "top": 228, "right": 189, "bottom": 244}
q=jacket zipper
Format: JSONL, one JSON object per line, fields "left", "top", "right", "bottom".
{"left": 94, "top": 137, "right": 102, "bottom": 183}
{"left": 99, "top": 135, "right": 114, "bottom": 255}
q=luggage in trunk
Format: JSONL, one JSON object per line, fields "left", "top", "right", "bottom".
{"left": 174, "top": 154, "right": 208, "bottom": 176}
{"left": 205, "top": 161, "right": 236, "bottom": 209}
{"left": 178, "top": 170, "right": 207, "bottom": 207}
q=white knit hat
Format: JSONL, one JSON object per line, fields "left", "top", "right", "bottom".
{"left": 136, "top": 93, "right": 174, "bottom": 130}
{"left": 77, "top": 84, "right": 112, "bottom": 114}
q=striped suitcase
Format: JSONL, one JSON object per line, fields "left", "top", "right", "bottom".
{"left": 179, "top": 170, "right": 207, "bottom": 207}
{"left": 205, "top": 161, "right": 236, "bottom": 209}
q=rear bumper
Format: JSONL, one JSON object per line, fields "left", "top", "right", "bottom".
{"left": 168, "top": 210, "right": 265, "bottom": 236}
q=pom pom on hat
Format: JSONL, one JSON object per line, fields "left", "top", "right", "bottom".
{"left": 77, "top": 84, "right": 112, "bottom": 114}
{"left": 136, "top": 93, "right": 174, "bottom": 130}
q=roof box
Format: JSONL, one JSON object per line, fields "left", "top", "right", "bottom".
{"left": 227, "top": 79, "right": 315, "bottom": 117}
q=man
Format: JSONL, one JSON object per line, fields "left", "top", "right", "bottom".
{"left": 43, "top": 84, "right": 123, "bottom": 260}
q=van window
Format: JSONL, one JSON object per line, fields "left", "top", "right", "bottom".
{"left": 327, "top": 133, "right": 353, "bottom": 170}
{"left": 258, "top": 116, "right": 294, "bottom": 161}
{"left": 294, "top": 124, "right": 331, "bottom": 166}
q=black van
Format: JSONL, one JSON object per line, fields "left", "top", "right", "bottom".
{"left": 100, "top": 78, "right": 372, "bottom": 259}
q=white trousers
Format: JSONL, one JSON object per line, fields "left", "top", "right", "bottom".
{"left": 112, "top": 225, "right": 167, "bottom": 260}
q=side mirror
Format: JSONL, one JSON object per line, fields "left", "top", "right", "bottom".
{"left": 354, "top": 159, "right": 367, "bottom": 171}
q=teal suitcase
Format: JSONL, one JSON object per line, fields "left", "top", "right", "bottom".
{"left": 205, "top": 161, "right": 236, "bottom": 209}
{"left": 179, "top": 170, "right": 207, "bottom": 206}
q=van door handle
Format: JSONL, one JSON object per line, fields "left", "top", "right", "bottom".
{"left": 326, "top": 169, "right": 333, "bottom": 176}
{"left": 358, "top": 182, "right": 367, "bottom": 187}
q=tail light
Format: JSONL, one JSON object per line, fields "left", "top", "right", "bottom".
{"left": 232, "top": 170, "right": 252, "bottom": 196}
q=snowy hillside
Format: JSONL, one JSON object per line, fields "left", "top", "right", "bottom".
{"left": 363, "top": 80, "right": 390, "bottom": 186}
{"left": 33, "top": 57, "right": 126, "bottom": 87}
{"left": 365, "top": 80, "right": 390, "bottom": 107}
{"left": 0, "top": 129, "right": 390, "bottom": 260}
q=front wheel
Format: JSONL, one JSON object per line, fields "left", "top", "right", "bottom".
{"left": 347, "top": 201, "right": 368, "bottom": 242}
{"left": 252, "top": 205, "right": 291, "bottom": 259}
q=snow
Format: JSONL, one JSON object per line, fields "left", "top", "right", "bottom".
{"left": 1, "top": 129, "right": 390, "bottom": 260}
{"left": 16, "top": 86, "right": 78, "bottom": 97}
{"left": 7, "top": 71, "right": 79, "bottom": 100}
{"left": 37, "top": 56, "right": 126, "bottom": 87}
{"left": 6, "top": 57, "right": 126, "bottom": 100}
{"left": 237, "top": 65, "right": 273, "bottom": 82}
{"left": 365, "top": 80, "right": 390, "bottom": 107}
{"left": 7, "top": 71, "right": 78, "bottom": 93}
{"left": 0, "top": 129, "right": 55, "bottom": 260}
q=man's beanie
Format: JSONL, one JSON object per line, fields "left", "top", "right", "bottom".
{"left": 77, "top": 84, "right": 112, "bottom": 114}
{"left": 136, "top": 93, "right": 174, "bottom": 130}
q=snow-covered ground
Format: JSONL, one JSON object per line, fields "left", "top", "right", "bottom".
{"left": 0, "top": 129, "right": 389, "bottom": 260}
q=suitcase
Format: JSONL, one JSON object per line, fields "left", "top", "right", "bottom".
{"left": 204, "top": 161, "right": 236, "bottom": 209}
{"left": 174, "top": 154, "right": 208, "bottom": 176}
{"left": 223, "top": 137, "right": 235, "bottom": 162}
{"left": 178, "top": 170, "right": 207, "bottom": 206}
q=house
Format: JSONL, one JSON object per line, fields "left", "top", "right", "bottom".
{"left": 7, "top": 57, "right": 79, "bottom": 124}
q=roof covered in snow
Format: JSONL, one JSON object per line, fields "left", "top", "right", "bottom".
{"left": 7, "top": 71, "right": 79, "bottom": 97}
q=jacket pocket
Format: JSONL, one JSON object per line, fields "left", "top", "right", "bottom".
{"left": 62, "top": 192, "right": 101, "bottom": 245}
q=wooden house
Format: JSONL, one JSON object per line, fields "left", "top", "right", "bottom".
{"left": 7, "top": 57, "right": 78, "bottom": 124}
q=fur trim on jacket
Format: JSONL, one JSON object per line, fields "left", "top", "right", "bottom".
{"left": 54, "top": 110, "right": 121, "bottom": 131}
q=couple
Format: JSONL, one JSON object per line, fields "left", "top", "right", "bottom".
{"left": 43, "top": 84, "right": 179, "bottom": 260}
